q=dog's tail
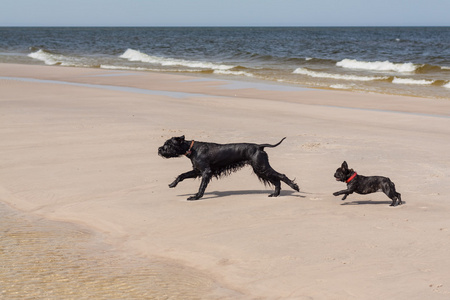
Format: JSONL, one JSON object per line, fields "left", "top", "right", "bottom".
{"left": 259, "top": 137, "right": 286, "bottom": 150}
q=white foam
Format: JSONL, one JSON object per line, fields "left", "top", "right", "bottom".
{"left": 28, "top": 49, "right": 89, "bottom": 67}
{"left": 336, "top": 59, "right": 418, "bottom": 73}
{"left": 213, "top": 69, "right": 254, "bottom": 77}
{"left": 392, "top": 77, "right": 434, "bottom": 85}
{"left": 293, "top": 67, "right": 387, "bottom": 81}
{"left": 28, "top": 49, "right": 62, "bottom": 65}
{"left": 330, "top": 84, "right": 353, "bottom": 90}
{"left": 100, "top": 65, "right": 147, "bottom": 71}
{"left": 443, "top": 82, "right": 450, "bottom": 89}
{"left": 120, "top": 49, "right": 233, "bottom": 70}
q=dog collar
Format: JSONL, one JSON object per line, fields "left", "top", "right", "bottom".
{"left": 185, "top": 140, "right": 195, "bottom": 156}
{"left": 346, "top": 172, "right": 357, "bottom": 183}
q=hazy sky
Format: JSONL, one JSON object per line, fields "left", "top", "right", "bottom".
{"left": 2, "top": 0, "right": 449, "bottom": 27}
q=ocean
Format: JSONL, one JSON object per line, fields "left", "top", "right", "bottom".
{"left": 0, "top": 27, "right": 449, "bottom": 99}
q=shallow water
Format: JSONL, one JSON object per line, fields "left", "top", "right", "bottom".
{"left": 0, "top": 202, "right": 224, "bottom": 299}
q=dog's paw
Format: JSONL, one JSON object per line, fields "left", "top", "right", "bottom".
{"left": 168, "top": 182, "right": 177, "bottom": 188}
{"left": 333, "top": 192, "right": 339, "bottom": 196}
{"left": 187, "top": 195, "right": 200, "bottom": 201}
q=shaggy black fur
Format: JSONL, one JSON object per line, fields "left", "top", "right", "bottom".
{"left": 158, "top": 136, "right": 300, "bottom": 200}
{"left": 333, "top": 161, "right": 402, "bottom": 206}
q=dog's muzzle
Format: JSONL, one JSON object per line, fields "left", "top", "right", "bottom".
{"left": 158, "top": 145, "right": 179, "bottom": 158}
{"left": 334, "top": 173, "right": 344, "bottom": 181}
{"left": 158, "top": 146, "right": 167, "bottom": 157}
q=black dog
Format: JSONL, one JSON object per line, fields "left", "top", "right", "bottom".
{"left": 333, "top": 161, "right": 402, "bottom": 206}
{"left": 158, "top": 136, "right": 299, "bottom": 200}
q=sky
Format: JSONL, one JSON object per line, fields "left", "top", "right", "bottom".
{"left": 2, "top": 0, "right": 449, "bottom": 27}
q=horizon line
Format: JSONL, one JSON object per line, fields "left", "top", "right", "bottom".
{"left": 1, "top": 25, "right": 449, "bottom": 28}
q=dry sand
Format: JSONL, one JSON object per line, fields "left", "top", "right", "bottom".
{"left": 1, "top": 63, "right": 450, "bottom": 299}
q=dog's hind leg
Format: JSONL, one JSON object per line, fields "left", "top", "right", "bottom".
{"left": 268, "top": 172, "right": 300, "bottom": 196}
{"left": 267, "top": 172, "right": 299, "bottom": 196}
{"left": 169, "top": 170, "right": 199, "bottom": 188}
{"left": 389, "top": 196, "right": 397, "bottom": 206}
{"left": 396, "top": 192, "right": 402, "bottom": 205}
{"left": 392, "top": 181, "right": 402, "bottom": 205}
{"left": 382, "top": 181, "right": 401, "bottom": 206}
{"left": 251, "top": 152, "right": 279, "bottom": 197}
{"left": 251, "top": 169, "right": 278, "bottom": 197}
{"left": 388, "top": 192, "right": 402, "bottom": 206}
{"left": 252, "top": 166, "right": 282, "bottom": 197}
{"left": 251, "top": 151, "right": 299, "bottom": 197}
{"left": 268, "top": 178, "right": 282, "bottom": 197}
{"left": 278, "top": 173, "right": 300, "bottom": 192}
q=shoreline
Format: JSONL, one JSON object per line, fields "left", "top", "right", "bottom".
{"left": 1, "top": 63, "right": 449, "bottom": 116}
{"left": 1, "top": 63, "right": 450, "bottom": 299}
{"left": 2, "top": 73, "right": 450, "bottom": 119}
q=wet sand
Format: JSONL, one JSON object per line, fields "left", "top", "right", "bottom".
{"left": 1, "top": 63, "right": 450, "bottom": 299}
{"left": 0, "top": 202, "right": 229, "bottom": 299}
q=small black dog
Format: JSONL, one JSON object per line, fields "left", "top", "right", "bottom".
{"left": 158, "top": 136, "right": 299, "bottom": 200}
{"left": 333, "top": 161, "right": 402, "bottom": 206}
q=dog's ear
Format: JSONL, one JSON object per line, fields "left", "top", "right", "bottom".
{"left": 342, "top": 161, "right": 348, "bottom": 169}
{"left": 174, "top": 135, "right": 185, "bottom": 143}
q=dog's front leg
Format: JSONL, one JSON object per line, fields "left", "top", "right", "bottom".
{"left": 188, "top": 169, "right": 212, "bottom": 201}
{"left": 333, "top": 190, "right": 351, "bottom": 200}
{"left": 169, "top": 170, "right": 199, "bottom": 188}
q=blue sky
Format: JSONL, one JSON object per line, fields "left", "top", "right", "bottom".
{"left": 2, "top": 0, "right": 449, "bottom": 27}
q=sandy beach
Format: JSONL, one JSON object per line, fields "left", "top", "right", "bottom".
{"left": 1, "top": 63, "right": 450, "bottom": 299}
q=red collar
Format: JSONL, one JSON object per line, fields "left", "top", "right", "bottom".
{"left": 185, "top": 140, "right": 195, "bottom": 156}
{"left": 346, "top": 172, "right": 357, "bottom": 183}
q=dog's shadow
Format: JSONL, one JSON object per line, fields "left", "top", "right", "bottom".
{"left": 341, "top": 200, "right": 402, "bottom": 205}
{"left": 180, "top": 189, "right": 305, "bottom": 200}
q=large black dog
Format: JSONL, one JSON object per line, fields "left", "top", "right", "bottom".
{"left": 158, "top": 136, "right": 299, "bottom": 200}
{"left": 333, "top": 161, "right": 402, "bottom": 206}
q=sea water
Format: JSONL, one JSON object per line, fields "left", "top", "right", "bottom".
{"left": 0, "top": 27, "right": 449, "bottom": 99}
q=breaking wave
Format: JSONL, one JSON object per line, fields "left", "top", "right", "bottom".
{"left": 392, "top": 77, "right": 434, "bottom": 85}
{"left": 336, "top": 59, "right": 419, "bottom": 73}
{"left": 120, "top": 49, "right": 234, "bottom": 71}
{"left": 28, "top": 49, "right": 90, "bottom": 67}
{"left": 28, "top": 49, "right": 62, "bottom": 65}
{"left": 293, "top": 67, "right": 388, "bottom": 81}
{"left": 214, "top": 69, "right": 254, "bottom": 77}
